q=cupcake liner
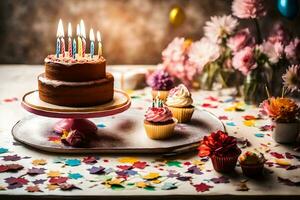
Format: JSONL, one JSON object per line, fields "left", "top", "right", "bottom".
{"left": 210, "top": 151, "right": 241, "bottom": 173}
{"left": 240, "top": 162, "right": 264, "bottom": 177}
{"left": 151, "top": 90, "right": 169, "bottom": 101}
{"left": 167, "top": 106, "right": 194, "bottom": 123}
{"left": 144, "top": 118, "right": 177, "bottom": 140}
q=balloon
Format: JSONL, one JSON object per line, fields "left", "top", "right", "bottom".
{"left": 277, "top": 0, "right": 299, "bottom": 20}
{"left": 169, "top": 6, "right": 185, "bottom": 27}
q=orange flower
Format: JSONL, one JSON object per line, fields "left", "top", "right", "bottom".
{"left": 260, "top": 97, "right": 299, "bottom": 122}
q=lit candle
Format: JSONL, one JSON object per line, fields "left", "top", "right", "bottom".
{"left": 80, "top": 20, "right": 86, "bottom": 57}
{"left": 56, "top": 19, "right": 63, "bottom": 58}
{"left": 77, "top": 24, "right": 82, "bottom": 57}
{"left": 56, "top": 38, "right": 60, "bottom": 58}
{"left": 57, "top": 19, "right": 65, "bottom": 57}
{"left": 89, "top": 28, "right": 95, "bottom": 58}
{"left": 67, "top": 22, "right": 72, "bottom": 57}
{"left": 72, "top": 38, "right": 76, "bottom": 59}
{"left": 96, "top": 31, "right": 102, "bottom": 57}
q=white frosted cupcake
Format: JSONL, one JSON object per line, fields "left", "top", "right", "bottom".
{"left": 166, "top": 84, "right": 194, "bottom": 123}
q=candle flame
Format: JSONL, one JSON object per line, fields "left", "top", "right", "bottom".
{"left": 89, "top": 28, "right": 95, "bottom": 41}
{"left": 68, "top": 23, "right": 72, "bottom": 37}
{"left": 76, "top": 24, "right": 81, "bottom": 36}
{"left": 57, "top": 19, "right": 64, "bottom": 37}
{"left": 80, "top": 19, "right": 86, "bottom": 38}
{"left": 96, "top": 31, "right": 101, "bottom": 42}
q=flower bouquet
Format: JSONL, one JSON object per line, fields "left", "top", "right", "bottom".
{"left": 198, "top": 130, "right": 241, "bottom": 173}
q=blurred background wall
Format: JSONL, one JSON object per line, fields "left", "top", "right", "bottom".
{"left": 0, "top": 0, "right": 299, "bottom": 65}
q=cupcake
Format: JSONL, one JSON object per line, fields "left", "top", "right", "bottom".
{"left": 239, "top": 151, "right": 265, "bottom": 177}
{"left": 144, "top": 98, "right": 177, "bottom": 140}
{"left": 165, "top": 84, "right": 194, "bottom": 123}
{"left": 198, "top": 130, "right": 241, "bottom": 173}
{"left": 147, "top": 69, "right": 174, "bottom": 101}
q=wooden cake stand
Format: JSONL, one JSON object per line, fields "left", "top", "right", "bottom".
{"left": 12, "top": 90, "right": 225, "bottom": 155}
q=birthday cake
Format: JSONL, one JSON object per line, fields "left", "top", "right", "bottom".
{"left": 38, "top": 20, "right": 114, "bottom": 107}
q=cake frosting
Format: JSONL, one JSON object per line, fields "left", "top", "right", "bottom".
{"left": 45, "top": 54, "right": 105, "bottom": 65}
{"left": 239, "top": 151, "right": 265, "bottom": 165}
{"left": 39, "top": 75, "right": 108, "bottom": 87}
{"left": 166, "top": 84, "right": 193, "bottom": 107}
{"left": 145, "top": 107, "right": 173, "bottom": 123}
{"left": 147, "top": 70, "right": 174, "bottom": 91}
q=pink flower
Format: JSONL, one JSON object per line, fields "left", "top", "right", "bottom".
{"left": 282, "top": 65, "right": 300, "bottom": 92}
{"left": 232, "top": 0, "right": 266, "bottom": 19}
{"left": 204, "top": 15, "right": 238, "bottom": 44}
{"left": 227, "top": 28, "right": 255, "bottom": 52}
{"left": 268, "top": 23, "right": 291, "bottom": 46}
{"left": 161, "top": 37, "right": 198, "bottom": 87}
{"left": 262, "top": 41, "right": 284, "bottom": 64}
{"left": 188, "top": 38, "right": 221, "bottom": 71}
{"left": 232, "top": 46, "right": 257, "bottom": 75}
{"left": 285, "top": 38, "right": 300, "bottom": 64}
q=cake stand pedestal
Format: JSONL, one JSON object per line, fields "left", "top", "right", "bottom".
{"left": 14, "top": 89, "right": 130, "bottom": 147}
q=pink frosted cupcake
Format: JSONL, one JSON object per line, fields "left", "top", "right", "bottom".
{"left": 144, "top": 98, "right": 177, "bottom": 140}
{"left": 166, "top": 84, "right": 194, "bottom": 123}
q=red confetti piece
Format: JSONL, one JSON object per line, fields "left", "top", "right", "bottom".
{"left": 270, "top": 152, "right": 285, "bottom": 159}
{"left": 205, "top": 96, "right": 218, "bottom": 102}
{"left": 183, "top": 161, "right": 191, "bottom": 166}
{"left": 133, "top": 161, "right": 148, "bottom": 169}
{"left": 26, "top": 185, "right": 42, "bottom": 192}
{"left": 242, "top": 115, "right": 256, "bottom": 120}
{"left": 218, "top": 116, "right": 228, "bottom": 120}
{"left": 201, "top": 103, "right": 218, "bottom": 108}
{"left": 48, "top": 136, "right": 61, "bottom": 142}
{"left": 82, "top": 156, "right": 98, "bottom": 164}
{"left": 5, "top": 177, "right": 28, "bottom": 185}
{"left": 49, "top": 177, "right": 68, "bottom": 185}
{"left": 285, "top": 152, "right": 294, "bottom": 159}
{"left": 117, "top": 165, "right": 132, "bottom": 170}
{"left": 193, "top": 183, "right": 213, "bottom": 192}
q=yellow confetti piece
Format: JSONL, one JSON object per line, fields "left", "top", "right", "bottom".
{"left": 47, "top": 170, "right": 61, "bottom": 177}
{"left": 61, "top": 130, "right": 69, "bottom": 140}
{"left": 243, "top": 120, "right": 255, "bottom": 127}
{"left": 107, "top": 178, "right": 124, "bottom": 185}
{"left": 47, "top": 184, "right": 58, "bottom": 191}
{"left": 0, "top": 186, "right": 6, "bottom": 190}
{"left": 275, "top": 159, "right": 291, "bottom": 166}
{"left": 143, "top": 172, "right": 160, "bottom": 180}
{"left": 224, "top": 106, "right": 236, "bottom": 112}
{"left": 136, "top": 182, "right": 148, "bottom": 188}
{"left": 32, "top": 159, "right": 47, "bottom": 166}
{"left": 117, "top": 157, "right": 138, "bottom": 164}
{"left": 151, "top": 179, "right": 161, "bottom": 184}
{"left": 192, "top": 160, "right": 205, "bottom": 166}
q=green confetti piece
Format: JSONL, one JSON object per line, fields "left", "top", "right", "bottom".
{"left": 144, "top": 186, "right": 155, "bottom": 191}
{"left": 111, "top": 185, "right": 125, "bottom": 191}
{"left": 226, "top": 122, "right": 236, "bottom": 126}
{"left": 166, "top": 160, "right": 182, "bottom": 167}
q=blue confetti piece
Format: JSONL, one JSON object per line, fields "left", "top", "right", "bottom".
{"left": 126, "top": 170, "right": 138, "bottom": 175}
{"left": 65, "top": 159, "right": 81, "bottom": 167}
{"left": 226, "top": 122, "right": 236, "bottom": 126}
{"left": 0, "top": 148, "right": 8, "bottom": 154}
{"left": 254, "top": 133, "right": 264, "bottom": 138}
{"left": 68, "top": 173, "right": 83, "bottom": 179}
{"left": 97, "top": 123, "right": 106, "bottom": 128}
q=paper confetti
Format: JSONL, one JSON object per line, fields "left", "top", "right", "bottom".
{"left": 65, "top": 159, "right": 81, "bottom": 167}
{"left": 0, "top": 148, "right": 8, "bottom": 154}
{"left": 32, "top": 159, "right": 47, "bottom": 166}
{"left": 193, "top": 183, "right": 213, "bottom": 192}
{"left": 117, "top": 157, "right": 138, "bottom": 164}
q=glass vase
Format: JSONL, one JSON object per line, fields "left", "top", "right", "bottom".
{"left": 243, "top": 68, "right": 270, "bottom": 105}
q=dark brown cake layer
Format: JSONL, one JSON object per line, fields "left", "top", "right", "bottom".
{"left": 45, "top": 56, "right": 106, "bottom": 82}
{"left": 38, "top": 73, "right": 114, "bottom": 107}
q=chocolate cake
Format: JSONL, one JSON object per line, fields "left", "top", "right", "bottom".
{"left": 38, "top": 54, "right": 114, "bottom": 107}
